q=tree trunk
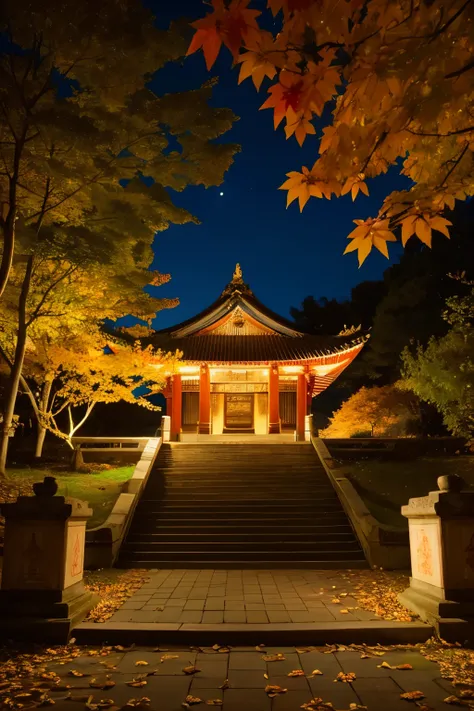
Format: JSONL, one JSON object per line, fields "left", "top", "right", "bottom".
{"left": 35, "top": 425, "right": 47, "bottom": 459}
{"left": 34, "top": 379, "right": 53, "bottom": 459}
{"left": 0, "top": 256, "right": 34, "bottom": 475}
{"left": 0, "top": 127, "right": 27, "bottom": 300}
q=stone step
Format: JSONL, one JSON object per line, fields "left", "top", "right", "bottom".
{"left": 118, "top": 443, "right": 367, "bottom": 569}
{"left": 127, "top": 523, "right": 353, "bottom": 534}
{"left": 122, "top": 536, "right": 361, "bottom": 547}
{"left": 118, "top": 549, "right": 367, "bottom": 562}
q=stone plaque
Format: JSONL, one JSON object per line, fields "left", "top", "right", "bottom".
{"left": 409, "top": 520, "right": 443, "bottom": 588}
{"left": 64, "top": 522, "right": 86, "bottom": 589}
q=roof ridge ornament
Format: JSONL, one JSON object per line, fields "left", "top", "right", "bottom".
{"left": 222, "top": 263, "right": 253, "bottom": 296}
{"left": 233, "top": 263, "right": 243, "bottom": 282}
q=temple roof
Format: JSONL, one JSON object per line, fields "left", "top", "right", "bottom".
{"left": 148, "top": 265, "right": 368, "bottom": 364}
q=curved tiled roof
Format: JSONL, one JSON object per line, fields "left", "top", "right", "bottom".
{"left": 146, "top": 268, "right": 369, "bottom": 364}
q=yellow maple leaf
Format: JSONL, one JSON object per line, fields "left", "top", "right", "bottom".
{"left": 284, "top": 107, "right": 316, "bottom": 146}
{"left": 344, "top": 217, "right": 397, "bottom": 266}
{"left": 341, "top": 174, "right": 370, "bottom": 201}
{"left": 401, "top": 213, "right": 452, "bottom": 247}
{"left": 237, "top": 32, "right": 278, "bottom": 90}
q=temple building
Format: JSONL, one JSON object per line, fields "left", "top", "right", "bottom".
{"left": 150, "top": 265, "right": 368, "bottom": 440}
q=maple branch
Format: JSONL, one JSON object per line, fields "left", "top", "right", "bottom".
{"left": 25, "top": 132, "right": 160, "bottom": 223}
{"left": 26, "top": 265, "right": 79, "bottom": 327}
{"left": 429, "top": 0, "right": 472, "bottom": 42}
{"left": 361, "top": 131, "right": 388, "bottom": 172}
{"left": 407, "top": 125, "right": 474, "bottom": 137}
{"left": 439, "top": 142, "right": 469, "bottom": 187}
{"left": 445, "top": 57, "right": 474, "bottom": 80}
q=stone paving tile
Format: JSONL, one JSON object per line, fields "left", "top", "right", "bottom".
{"left": 227, "top": 670, "right": 267, "bottom": 688}
{"left": 106, "top": 569, "right": 426, "bottom": 628}
{"left": 223, "top": 689, "right": 271, "bottom": 711}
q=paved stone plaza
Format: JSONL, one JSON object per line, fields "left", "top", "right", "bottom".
{"left": 105, "top": 570, "right": 386, "bottom": 625}
{"left": 32, "top": 644, "right": 467, "bottom": 711}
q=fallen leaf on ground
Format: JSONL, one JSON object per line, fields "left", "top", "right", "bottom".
{"left": 135, "top": 662, "right": 148, "bottom": 667}
{"left": 311, "top": 670, "right": 323, "bottom": 676}
{"left": 340, "top": 609, "right": 349, "bottom": 614}
{"left": 68, "top": 671, "right": 89, "bottom": 678}
{"left": 184, "top": 696, "right": 202, "bottom": 705}
{"left": 335, "top": 672, "right": 356, "bottom": 683}
{"left": 378, "top": 661, "right": 413, "bottom": 671}
{"left": 264, "top": 673, "right": 268, "bottom": 679}
{"left": 218, "top": 680, "right": 229, "bottom": 691}
{"left": 126, "top": 680, "right": 147, "bottom": 688}
{"left": 265, "top": 685, "right": 287, "bottom": 698}
{"left": 182, "top": 666, "right": 201, "bottom": 675}
{"left": 89, "top": 679, "right": 115, "bottom": 690}
{"left": 400, "top": 690, "right": 425, "bottom": 700}
{"left": 205, "top": 701, "right": 223, "bottom": 706}
{"left": 288, "top": 670, "right": 305, "bottom": 677}
{"left": 262, "top": 654, "right": 285, "bottom": 662}
{"left": 160, "top": 655, "right": 179, "bottom": 663}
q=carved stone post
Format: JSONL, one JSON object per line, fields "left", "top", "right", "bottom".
{"left": 0, "top": 477, "right": 97, "bottom": 642}
{"left": 398, "top": 474, "right": 474, "bottom": 642}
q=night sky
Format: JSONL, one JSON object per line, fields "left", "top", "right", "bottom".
{"left": 147, "top": 0, "right": 409, "bottom": 330}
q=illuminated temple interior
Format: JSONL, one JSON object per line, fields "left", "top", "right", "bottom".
{"left": 150, "top": 265, "right": 368, "bottom": 440}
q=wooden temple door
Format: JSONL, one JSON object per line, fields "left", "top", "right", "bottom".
{"left": 224, "top": 393, "right": 254, "bottom": 431}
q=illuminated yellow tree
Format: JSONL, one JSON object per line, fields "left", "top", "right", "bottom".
{"left": 21, "top": 336, "right": 176, "bottom": 452}
{"left": 320, "top": 385, "right": 419, "bottom": 438}
{"left": 0, "top": 244, "right": 179, "bottom": 469}
{"left": 188, "top": 0, "right": 473, "bottom": 265}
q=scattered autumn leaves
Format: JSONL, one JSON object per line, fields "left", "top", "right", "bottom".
{"left": 1, "top": 640, "right": 474, "bottom": 711}
{"left": 84, "top": 570, "right": 150, "bottom": 624}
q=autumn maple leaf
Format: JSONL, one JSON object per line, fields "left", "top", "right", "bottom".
{"left": 237, "top": 32, "right": 278, "bottom": 90}
{"left": 401, "top": 212, "right": 452, "bottom": 247}
{"left": 341, "top": 174, "right": 370, "bottom": 201}
{"left": 187, "top": 0, "right": 260, "bottom": 70}
{"left": 260, "top": 71, "right": 305, "bottom": 128}
{"left": 284, "top": 107, "right": 316, "bottom": 146}
{"left": 344, "top": 217, "right": 397, "bottom": 266}
{"left": 279, "top": 165, "right": 339, "bottom": 211}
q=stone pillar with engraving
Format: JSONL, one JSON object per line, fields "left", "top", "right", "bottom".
{"left": 398, "top": 473, "right": 474, "bottom": 642}
{"left": 0, "top": 476, "right": 97, "bottom": 642}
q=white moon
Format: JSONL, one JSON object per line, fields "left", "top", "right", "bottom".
{"left": 220, "top": 191, "right": 224, "bottom": 196}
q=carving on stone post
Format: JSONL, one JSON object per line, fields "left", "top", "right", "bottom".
{"left": 398, "top": 472, "right": 474, "bottom": 643}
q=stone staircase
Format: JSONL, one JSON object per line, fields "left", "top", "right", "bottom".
{"left": 117, "top": 443, "right": 367, "bottom": 569}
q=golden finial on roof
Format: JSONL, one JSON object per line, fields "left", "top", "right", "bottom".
{"left": 232, "top": 263, "right": 243, "bottom": 282}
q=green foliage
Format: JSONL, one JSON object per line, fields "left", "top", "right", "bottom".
{"left": 0, "top": 0, "right": 238, "bottom": 470}
{"left": 320, "top": 385, "right": 420, "bottom": 439}
{"left": 401, "top": 287, "right": 474, "bottom": 440}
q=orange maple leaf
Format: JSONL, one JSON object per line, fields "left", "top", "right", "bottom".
{"left": 344, "top": 217, "right": 397, "bottom": 266}
{"left": 401, "top": 213, "right": 452, "bottom": 247}
{"left": 284, "top": 107, "right": 316, "bottom": 146}
{"left": 187, "top": 0, "right": 260, "bottom": 70}
{"left": 260, "top": 71, "right": 305, "bottom": 128}
{"left": 279, "top": 165, "right": 339, "bottom": 211}
{"left": 237, "top": 32, "right": 277, "bottom": 90}
{"left": 341, "top": 174, "right": 370, "bottom": 201}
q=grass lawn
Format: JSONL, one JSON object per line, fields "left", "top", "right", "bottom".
{"left": 349, "top": 456, "right": 474, "bottom": 528}
{"left": 1, "top": 465, "right": 134, "bottom": 528}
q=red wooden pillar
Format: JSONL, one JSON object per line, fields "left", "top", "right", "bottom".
{"left": 268, "top": 364, "right": 280, "bottom": 434}
{"left": 296, "top": 372, "right": 307, "bottom": 441}
{"left": 170, "top": 374, "right": 182, "bottom": 441}
{"left": 163, "top": 376, "right": 172, "bottom": 422}
{"left": 198, "top": 364, "right": 211, "bottom": 434}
